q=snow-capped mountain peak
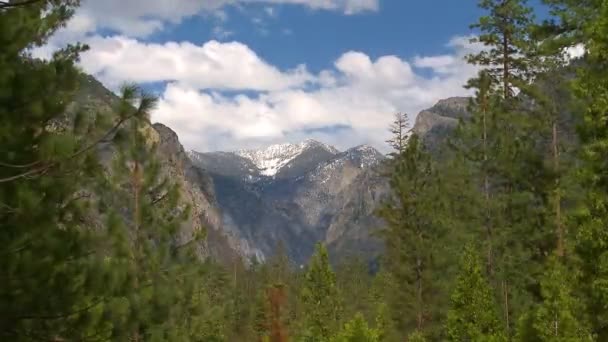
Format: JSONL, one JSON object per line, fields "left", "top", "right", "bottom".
{"left": 234, "top": 139, "right": 339, "bottom": 177}
{"left": 344, "top": 145, "right": 385, "bottom": 168}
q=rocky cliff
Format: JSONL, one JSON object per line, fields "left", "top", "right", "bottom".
{"left": 76, "top": 75, "right": 241, "bottom": 264}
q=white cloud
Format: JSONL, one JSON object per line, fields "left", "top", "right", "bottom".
{"left": 414, "top": 55, "right": 456, "bottom": 72}
{"left": 64, "top": 0, "right": 378, "bottom": 38}
{"left": 37, "top": 28, "right": 479, "bottom": 152}
{"left": 138, "top": 37, "right": 478, "bottom": 152}
{"left": 77, "top": 37, "right": 313, "bottom": 91}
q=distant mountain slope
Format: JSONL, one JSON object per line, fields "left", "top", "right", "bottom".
{"left": 189, "top": 140, "right": 386, "bottom": 263}
{"left": 188, "top": 97, "right": 472, "bottom": 263}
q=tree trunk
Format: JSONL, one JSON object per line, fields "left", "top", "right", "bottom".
{"left": 416, "top": 256, "right": 423, "bottom": 331}
{"left": 131, "top": 161, "right": 142, "bottom": 342}
{"left": 553, "top": 122, "right": 564, "bottom": 257}
{"left": 502, "top": 28, "right": 510, "bottom": 99}
{"left": 502, "top": 279, "right": 510, "bottom": 335}
{"left": 482, "top": 89, "right": 494, "bottom": 276}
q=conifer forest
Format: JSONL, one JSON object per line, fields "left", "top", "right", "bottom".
{"left": 2, "top": 0, "right": 608, "bottom": 341}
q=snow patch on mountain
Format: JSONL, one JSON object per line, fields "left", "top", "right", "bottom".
{"left": 235, "top": 139, "right": 339, "bottom": 176}
{"left": 344, "top": 145, "right": 385, "bottom": 168}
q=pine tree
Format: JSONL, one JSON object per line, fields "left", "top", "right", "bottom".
{"left": 0, "top": 1, "right": 142, "bottom": 340}
{"left": 377, "top": 134, "right": 445, "bottom": 337}
{"left": 406, "top": 331, "right": 427, "bottom": 342}
{"left": 336, "top": 257, "right": 373, "bottom": 322}
{"left": 469, "top": 0, "right": 537, "bottom": 98}
{"left": 299, "top": 243, "right": 341, "bottom": 342}
{"left": 94, "top": 85, "right": 207, "bottom": 340}
{"left": 540, "top": 0, "right": 608, "bottom": 339}
{"left": 267, "top": 284, "right": 289, "bottom": 342}
{"left": 451, "top": 71, "right": 498, "bottom": 274}
{"left": 446, "top": 245, "right": 505, "bottom": 342}
{"left": 369, "top": 269, "right": 401, "bottom": 342}
{"left": 386, "top": 112, "right": 410, "bottom": 155}
{"left": 331, "top": 313, "right": 380, "bottom": 342}
{"left": 516, "top": 257, "right": 593, "bottom": 342}
{"left": 465, "top": 1, "right": 555, "bottom": 334}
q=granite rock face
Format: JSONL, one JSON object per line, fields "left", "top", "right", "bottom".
{"left": 75, "top": 75, "right": 242, "bottom": 264}
{"left": 412, "top": 97, "right": 470, "bottom": 151}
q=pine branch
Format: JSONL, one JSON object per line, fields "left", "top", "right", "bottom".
{"left": 0, "top": 164, "right": 51, "bottom": 183}
{"left": 12, "top": 298, "right": 105, "bottom": 321}
{"left": 0, "top": 115, "right": 136, "bottom": 184}
{"left": 0, "top": 0, "right": 44, "bottom": 9}
{"left": 151, "top": 194, "right": 168, "bottom": 206}
{"left": 0, "top": 160, "right": 43, "bottom": 169}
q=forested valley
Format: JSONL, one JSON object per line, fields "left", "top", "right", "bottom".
{"left": 2, "top": 0, "right": 608, "bottom": 341}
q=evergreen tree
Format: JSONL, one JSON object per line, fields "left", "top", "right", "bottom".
{"left": 94, "top": 85, "right": 206, "bottom": 340}
{"left": 465, "top": 1, "right": 555, "bottom": 334}
{"left": 446, "top": 245, "right": 505, "bottom": 342}
{"left": 541, "top": 0, "right": 608, "bottom": 339}
{"left": 451, "top": 71, "right": 498, "bottom": 274}
{"left": 369, "top": 269, "right": 401, "bottom": 342}
{"left": 299, "top": 243, "right": 341, "bottom": 341}
{"left": 0, "top": 1, "right": 140, "bottom": 340}
{"left": 336, "top": 257, "right": 373, "bottom": 322}
{"left": 386, "top": 112, "right": 410, "bottom": 155}
{"left": 516, "top": 257, "right": 593, "bottom": 342}
{"left": 377, "top": 134, "right": 445, "bottom": 337}
{"left": 331, "top": 313, "right": 380, "bottom": 342}
{"left": 468, "top": 0, "right": 537, "bottom": 98}
{"left": 267, "top": 284, "right": 289, "bottom": 342}
{"left": 406, "top": 331, "right": 427, "bottom": 342}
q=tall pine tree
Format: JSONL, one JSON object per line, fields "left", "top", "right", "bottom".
{"left": 446, "top": 245, "right": 505, "bottom": 342}
{"left": 377, "top": 134, "right": 445, "bottom": 338}
{"left": 299, "top": 243, "right": 341, "bottom": 341}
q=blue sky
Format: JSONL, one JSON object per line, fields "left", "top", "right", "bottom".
{"left": 38, "top": 0, "right": 543, "bottom": 152}
{"left": 147, "top": 0, "right": 484, "bottom": 73}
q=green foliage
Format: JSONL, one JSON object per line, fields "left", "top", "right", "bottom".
{"left": 377, "top": 134, "right": 447, "bottom": 336}
{"left": 386, "top": 112, "right": 411, "bottom": 155}
{"left": 331, "top": 314, "right": 380, "bottom": 342}
{"left": 542, "top": 0, "right": 608, "bottom": 339}
{"left": 446, "top": 246, "right": 505, "bottom": 342}
{"left": 516, "top": 257, "right": 593, "bottom": 342}
{"left": 0, "top": 1, "right": 120, "bottom": 340}
{"left": 335, "top": 257, "right": 373, "bottom": 322}
{"left": 299, "top": 243, "right": 342, "bottom": 341}
{"left": 406, "top": 330, "right": 427, "bottom": 342}
{"left": 469, "top": 0, "right": 537, "bottom": 96}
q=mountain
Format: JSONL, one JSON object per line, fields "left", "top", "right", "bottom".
{"left": 186, "top": 97, "right": 472, "bottom": 263}
{"left": 77, "top": 74, "right": 471, "bottom": 265}
{"left": 189, "top": 140, "right": 386, "bottom": 263}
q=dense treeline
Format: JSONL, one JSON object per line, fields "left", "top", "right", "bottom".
{"left": 1, "top": 0, "right": 608, "bottom": 341}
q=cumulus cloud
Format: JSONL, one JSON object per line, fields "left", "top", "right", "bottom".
{"left": 36, "top": 16, "right": 480, "bottom": 152}
{"left": 129, "top": 37, "right": 478, "bottom": 152}
{"left": 50, "top": 33, "right": 480, "bottom": 152}
{"left": 77, "top": 37, "right": 312, "bottom": 91}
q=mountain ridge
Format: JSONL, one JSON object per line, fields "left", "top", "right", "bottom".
{"left": 187, "top": 96, "right": 471, "bottom": 263}
{"left": 189, "top": 138, "right": 387, "bottom": 263}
